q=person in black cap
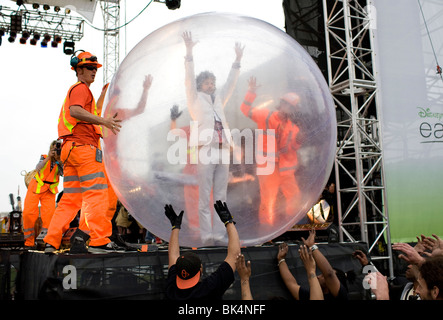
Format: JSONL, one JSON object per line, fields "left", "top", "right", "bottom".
{"left": 164, "top": 200, "right": 241, "bottom": 300}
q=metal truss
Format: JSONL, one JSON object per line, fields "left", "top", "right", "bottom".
{"left": 0, "top": 6, "right": 84, "bottom": 42}
{"left": 322, "top": 0, "right": 393, "bottom": 276}
{"left": 100, "top": 0, "right": 120, "bottom": 84}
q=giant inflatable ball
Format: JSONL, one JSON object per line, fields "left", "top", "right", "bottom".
{"left": 102, "top": 12, "right": 336, "bottom": 247}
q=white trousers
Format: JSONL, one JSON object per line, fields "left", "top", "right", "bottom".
{"left": 197, "top": 146, "right": 230, "bottom": 242}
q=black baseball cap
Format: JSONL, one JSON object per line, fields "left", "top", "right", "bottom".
{"left": 176, "top": 251, "right": 202, "bottom": 289}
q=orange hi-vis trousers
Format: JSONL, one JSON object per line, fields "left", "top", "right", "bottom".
{"left": 257, "top": 163, "right": 300, "bottom": 225}
{"left": 44, "top": 141, "right": 111, "bottom": 248}
{"left": 79, "top": 170, "right": 117, "bottom": 232}
{"left": 22, "top": 179, "right": 56, "bottom": 247}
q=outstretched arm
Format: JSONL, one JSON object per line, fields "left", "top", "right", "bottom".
{"left": 131, "top": 74, "right": 153, "bottom": 118}
{"left": 299, "top": 245, "right": 323, "bottom": 300}
{"left": 277, "top": 243, "right": 302, "bottom": 299}
{"left": 302, "top": 229, "right": 341, "bottom": 297}
{"left": 182, "top": 31, "right": 199, "bottom": 116}
{"left": 236, "top": 254, "right": 253, "bottom": 300}
{"left": 164, "top": 204, "right": 184, "bottom": 268}
{"left": 240, "top": 76, "right": 259, "bottom": 118}
{"left": 70, "top": 105, "right": 122, "bottom": 135}
{"left": 214, "top": 201, "right": 240, "bottom": 272}
{"left": 220, "top": 42, "right": 244, "bottom": 107}
{"left": 225, "top": 222, "right": 241, "bottom": 271}
{"left": 168, "top": 228, "right": 180, "bottom": 268}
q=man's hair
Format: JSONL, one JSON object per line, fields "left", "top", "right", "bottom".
{"left": 419, "top": 255, "right": 443, "bottom": 299}
{"left": 196, "top": 71, "right": 216, "bottom": 91}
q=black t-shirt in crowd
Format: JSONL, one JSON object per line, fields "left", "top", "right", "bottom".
{"left": 166, "top": 261, "right": 235, "bottom": 300}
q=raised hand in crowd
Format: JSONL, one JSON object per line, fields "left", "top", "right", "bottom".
{"left": 236, "top": 254, "right": 252, "bottom": 300}
{"left": 299, "top": 244, "right": 323, "bottom": 300}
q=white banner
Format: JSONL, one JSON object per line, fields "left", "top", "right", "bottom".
{"left": 374, "top": 0, "right": 443, "bottom": 242}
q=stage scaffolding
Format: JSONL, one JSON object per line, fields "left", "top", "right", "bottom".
{"left": 100, "top": 0, "right": 120, "bottom": 85}
{"left": 284, "top": 0, "right": 393, "bottom": 277}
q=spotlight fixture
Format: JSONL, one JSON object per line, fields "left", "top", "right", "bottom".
{"left": 8, "top": 31, "right": 17, "bottom": 43}
{"left": 41, "top": 34, "right": 50, "bottom": 47}
{"left": 65, "top": 8, "right": 71, "bottom": 14}
{"left": 10, "top": 13, "right": 22, "bottom": 33}
{"left": 54, "top": 6, "right": 60, "bottom": 13}
{"left": 19, "top": 30, "right": 30, "bottom": 44}
{"left": 30, "top": 32, "right": 40, "bottom": 45}
{"left": 51, "top": 40, "right": 58, "bottom": 48}
{"left": 166, "top": 0, "right": 181, "bottom": 10}
{"left": 63, "top": 40, "right": 75, "bottom": 55}
{"left": 43, "top": 4, "right": 50, "bottom": 11}
{"left": 54, "top": 34, "right": 62, "bottom": 43}
{"left": 32, "top": 3, "right": 39, "bottom": 10}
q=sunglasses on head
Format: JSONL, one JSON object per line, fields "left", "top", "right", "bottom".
{"left": 81, "top": 56, "right": 98, "bottom": 63}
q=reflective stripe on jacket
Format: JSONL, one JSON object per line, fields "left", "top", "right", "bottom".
{"left": 31, "top": 155, "right": 60, "bottom": 194}
{"left": 57, "top": 82, "right": 103, "bottom": 139}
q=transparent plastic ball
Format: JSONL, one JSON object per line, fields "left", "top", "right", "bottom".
{"left": 102, "top": 12, "right": 336, "bottom": 247}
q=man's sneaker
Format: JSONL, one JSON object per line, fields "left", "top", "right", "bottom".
{"left": 44, "top": 244, "right": 57, "bottom": 254}
{"left": 88, "top": 241, "right": 126, "bottom": 253}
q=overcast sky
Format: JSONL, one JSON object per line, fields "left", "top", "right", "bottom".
{"left": 0, "top": 0, "right": 285, "bottom": 213}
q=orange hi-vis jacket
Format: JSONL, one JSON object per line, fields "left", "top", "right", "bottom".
{"left": 241, "top": 91, "right": 278, "bottom": 166}
{"left": 240, "top": 91, "right": 300, "bottom": 174}
{"left": 31, "top": 155, "right": 60, "bottom": 194}
{"left": 58, "top": 82, "right": 103, "bottom": 140}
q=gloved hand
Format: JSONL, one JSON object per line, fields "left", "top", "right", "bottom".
{"left": 170, "top": 104, "right": 183, "bottom": 121}
{"left": 164, "top": 204, "right": 184, "bottom": 230}
{"left": 214, "top": 200, "right": 235, "bottom": 226}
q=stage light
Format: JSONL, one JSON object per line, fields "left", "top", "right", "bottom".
{"left": 19, "top": 31, "right": 30, "bottom": 44}
{"left": 30, "top": 38, "right": 37, "bottom": 45}
{"left": 65, "top": 8, "right": 71, "bottom": 14}
{"left": 33, "top": 32, "right": 40, "bottom": 41}
{"left": 0, "top": 29, "right": 5, "bottom": 37}
{"left": 63, "top": 40, "right": 75, "bottom": 55}
{"left": 8, "top": 31, "right": 17, "bottom": 43}
{"left": 43, "top": 4, "right": 50, "bottom": 11}
{"left": 54, "top": 34, "right": 62, "bottom": 43}
{"left": 32, "top": 3, "right": 39, "bottom": 10}
{"left": 10, "top": 13, "right": 22, "bottom": 33}
{"left": 43, "top": 33, "right": 51, "bottom": 42}
{"left": 54, "top": 6, "right": 60, "bottom": 13}
{"left": 51, "top": 40, "right": 58, "bottom": 48}
{"left": 166, "top": 0, "right": 181, "bottom": 10}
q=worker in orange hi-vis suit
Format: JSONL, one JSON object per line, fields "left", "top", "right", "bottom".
{"left": 22, "top": 141, "right": 62, "bottom": 248}
{"left": 240, "top": 76, "right": 301, "bottom": 225}
{"left": 76, "top": 74, "right": 154, "bottom": 245}
{"left": 44, "top": 51, "right": 123, "bottom": 254}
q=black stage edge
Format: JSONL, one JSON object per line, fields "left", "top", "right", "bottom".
{"left": 4, "top": 242, "right": 376, "bottom": 301}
